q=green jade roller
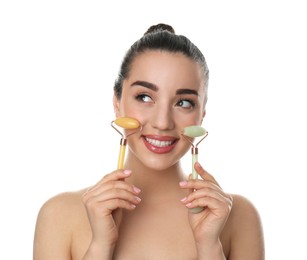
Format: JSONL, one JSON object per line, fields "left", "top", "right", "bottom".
{"left": 111, "top": 117, "right": 141, "bottom": 169}
{"left": 182, "top": 125, "right": 208, "bottom": 213}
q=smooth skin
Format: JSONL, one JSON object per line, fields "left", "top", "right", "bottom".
{"left": 33, "top": 51, "right": 264, "bottom": 260}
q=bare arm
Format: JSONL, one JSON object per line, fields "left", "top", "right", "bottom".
{"left": 228, "top": 195, "right": 265, "bottom": 260}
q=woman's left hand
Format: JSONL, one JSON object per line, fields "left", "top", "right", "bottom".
{"left": 179, "top": 162, "right": 233, "bottom": 246}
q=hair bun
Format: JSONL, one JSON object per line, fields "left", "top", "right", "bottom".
{"left": 144, "top": 23, "right": 175, "bottom": 35}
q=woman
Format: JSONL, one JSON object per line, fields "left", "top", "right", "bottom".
{"left": 34, "top": 23, "right": 264, "bottom": 259}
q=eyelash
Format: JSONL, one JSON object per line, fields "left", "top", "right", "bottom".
{"left": 135, "top": 94, "right": 195, "bottom": 109}
{"left": 135, "top": 94, "right": 152, "bottom": 103}
{"left": 176, "top": 99, "right": 195, "bottom": 109}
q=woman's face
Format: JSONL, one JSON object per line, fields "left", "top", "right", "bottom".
{"left": 113, "top": 50, "right": 206, "bottom": 170}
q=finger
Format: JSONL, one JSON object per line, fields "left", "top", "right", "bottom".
{"left": 100, "top": 169, "right": 132, "bottom": 183}
{"left": 185, "top": 196, "right": 232, "bottom": 215}
{"left": 83, "top": 180, "right": 141, "bottom": 200}
{"left": 179, "top": 179, "right": 229, "bottom": 207}
{"left": 84, "top": 188, "right": 141, "bottom": 207}
{"left": 183, "top": 188, "right": 233, "bottom": 205}
{"left": 194, "top": 162, "right": 220, "bottom": 187}
{"left": 87, "top": 198, "right": 138, "bottom": 214}
{"left": 179, "top": 179, "right": 221, "bottom": 192}
{"left": 87, "top": 169, "right": 133, "bottom": 194}
{"left": 103, "top": 199, "right": 138, "bottom": 211}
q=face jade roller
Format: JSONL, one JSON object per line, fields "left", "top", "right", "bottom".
{"left": 111, "top": 117, "right": 141, "bottom": 169}
{"left": 182, "top": 125, "right": 208, "bottom": 213}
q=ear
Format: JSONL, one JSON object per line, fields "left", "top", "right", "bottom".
{"left": 113, "top": 94, "right": 120, "bottom": 118}
{"left": 201, "top": 110, "right": 206, "bottom": 124}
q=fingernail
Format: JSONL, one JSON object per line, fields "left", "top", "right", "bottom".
{"left": 180, "top": 197, "right": 187, "bottom": 202}
{"left": 134, "top": 196, "right": 141, "bottom": 202}
{"left": 133, "top": 186, "right": 141, "bottom": 193}
{"left": 179, "top": 181, "right": 188, "bottom": 187}
{"left": 123, "top": 169, "right": 132, "bottom": 175}
{"left": 195, "top": 162, "right": 201, "bottom": 168}
{"left": 186, "top": 202, "right": 193, "bottom": 208}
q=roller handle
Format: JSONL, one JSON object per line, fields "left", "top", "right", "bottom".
{"left": 189, "top": 153, "right": 204, "bottom": 214}
{"left": 117, "top": 138, "right": 127, "bottom": 170}
{"left": 192, "top": 153, "right": 198, "bottom": 179}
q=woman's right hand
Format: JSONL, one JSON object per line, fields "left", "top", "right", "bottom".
{"left": 82, "top": 169, "right": 141, "bottom": 251}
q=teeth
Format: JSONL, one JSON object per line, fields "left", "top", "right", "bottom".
{"left": 145, "top": 137, "right": 173, "bottom": 147}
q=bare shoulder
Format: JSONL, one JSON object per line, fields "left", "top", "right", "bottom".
{"left": 226, "top": 194, "right": 265, "bottom": 260}
{"left": 44, "top": 189, "right": 86, "bottom": 210}
{"left": 34, "top": 189, "right": 88, "bottom": 260}
{"left": 230, "top": 194, "right": 262, "bottom": 222}
{"left": 36, "top": 189, "right": 87, "bottom": 225}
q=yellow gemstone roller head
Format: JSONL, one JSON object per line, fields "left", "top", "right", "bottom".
{"left": 114, "top": 117, "right": 140, "bottom": 129}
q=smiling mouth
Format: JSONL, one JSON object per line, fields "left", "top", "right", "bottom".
{"left": 144, "top": 137, "right": 175, "bottom": 147}
{"left": 142, "top": 135, "right": 178, "bottom": 154}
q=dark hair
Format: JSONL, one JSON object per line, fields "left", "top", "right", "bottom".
{"left": 114, "top": 23, "right": 209, "bottom": 105}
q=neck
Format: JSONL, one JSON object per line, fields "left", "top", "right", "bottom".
{"left": 124, "top": 153, "right": 187, "bottom": 202}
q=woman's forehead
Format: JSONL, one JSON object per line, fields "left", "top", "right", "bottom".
{"left": 127, "top": 51, "right": 205, "bottom": 87}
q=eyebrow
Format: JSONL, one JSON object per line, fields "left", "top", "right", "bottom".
{"left": 131, "top": 81, "right": 158, "bottom": 91}
{"left": 176, "top": 89, "right": 199, "bottom": 96}
{"left": 131, "top": 80, "right": 199, "bottom": 96}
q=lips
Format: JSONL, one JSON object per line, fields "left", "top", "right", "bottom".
{"left": 142, "top": 135, "right": 178, "bottom": 154}
{"left": 145, "top": 137, "right": 173, "bottom": 147}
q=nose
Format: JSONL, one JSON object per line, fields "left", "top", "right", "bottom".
{"left": 151, "top": 104, "right": 175, "bottom": 131}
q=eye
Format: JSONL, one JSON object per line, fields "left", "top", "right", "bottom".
{"left": 135, "top": 94, "right": 153, "bottom": 103}
{"left": 176, "top": 99, "right": 195, "bottom": 109}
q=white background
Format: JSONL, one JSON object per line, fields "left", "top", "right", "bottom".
{"left": 1, "top": 0, "right": 306, "bottom": 259}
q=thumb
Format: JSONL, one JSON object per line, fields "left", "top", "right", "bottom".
{"left": 194, "top": 162, "right": 220, "bottom": 187}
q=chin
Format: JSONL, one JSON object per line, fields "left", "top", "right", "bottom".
{"left": 127, "top": 141, "right": 190, "bottom": 171}
{"left": 141, "top": 155, "right": 181, "bottom": 171}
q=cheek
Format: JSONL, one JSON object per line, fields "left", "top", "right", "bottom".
{"left": 174, "top": 111, "right": 204, "bottom": 127}
{"left": 118, "top": 100, "right": 147, "bottom": 122}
